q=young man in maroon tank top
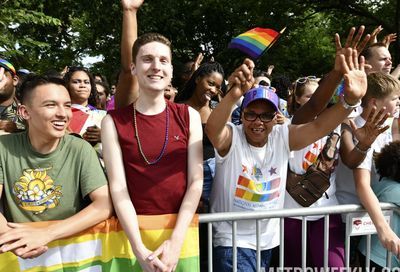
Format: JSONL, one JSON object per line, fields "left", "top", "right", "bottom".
{"left": 101, "top": 2, "right": 203, "bottom": 272}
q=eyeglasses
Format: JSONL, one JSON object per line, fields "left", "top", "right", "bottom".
{"left": 243, "top": 111, "right": 277, "bottom": 123}
{"left": 296, "top": 76, "right": 317, "bottom": 84}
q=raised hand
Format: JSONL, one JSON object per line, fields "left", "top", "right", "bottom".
{"left": 275, "top": 112, "right": 286, "bottom": 125}
{"left": 369, "top": 25, "right": 383, "bottom": 44}
{"left": 382, "top": 33, "right": 397, "bottom": 48}
{"left": 334, "top": 26, "right": 370, "bottom": 73}
{"left": 121, "top": 0, "right": 144, "bottom": 10}
{"left": 191, "top": 52, "right": 204, "bottom": 73}
{"left": 227, "top": 58, "right": 255, "bottom": 100}
{"left": 339, "top": 48, "right": 368, "bottom": 104}
{"left": 350, "top": 106, "right": 390, "bottom": 149}
{"left": 266, "top": 64, "right": 274, "bottom": 76}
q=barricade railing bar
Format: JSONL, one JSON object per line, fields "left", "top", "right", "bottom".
{"left": 199, "top": 203, "right": 399, "bottom": 272}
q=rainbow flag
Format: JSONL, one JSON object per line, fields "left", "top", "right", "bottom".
{"left": 0, "top": 215, "right": 199, "bottom": 272}
{"left": 228, "top": 27, "right": 284, "bottom": 59}
{"left": 330, "top": 79, "right": 345, "bottom": 104}
{"left": 235, "top": 176, "right": 281, "bottom": 202}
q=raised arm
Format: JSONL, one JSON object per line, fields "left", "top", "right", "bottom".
{"left": 101, "top": 114, "right": 167, "bottom": 271}
{"left": 148, "top": 107, "right": 203, "bottom": 271}
{"left": 391, "top": 64, "right": 400, "bottom": 79}
{"left": 340, "top": 107, "right": 389, "bottom": 169}
{"left": 354, "top": 168, "right": 400, "bottom": 258}
{"left": 369, "top": 25, "right": 383, "bottom": 45}
{"left": 205, "top": 59, "right": 255, "bottom": 156}
{"left": 382, "top": 33, "right": 397, "bottom": 49}
{"left": 292, "top": 26, "right": 370, "bottom": 125}
{"left": 114, "top": 0, "right": 143, "bottom": 108}
{"left": 289, "top": 48, "right": 367, "bottom": 151}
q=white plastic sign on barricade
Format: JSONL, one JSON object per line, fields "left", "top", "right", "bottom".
{"left": 346, "top": 211, "right": 392, "bottom": 236}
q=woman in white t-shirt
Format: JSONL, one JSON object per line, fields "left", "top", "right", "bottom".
{"left": 284, "top": 74, "right": 345, "bottom": 269}
{"left": 283, "top": 72, "right": 388, "bottom": 269}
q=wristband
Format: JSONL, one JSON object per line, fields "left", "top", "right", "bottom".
{"left": 340, "top": 96, "right": 361, "bottom": 110}
{"left": 355, "top": 143, "right": 370, "bottom": 154}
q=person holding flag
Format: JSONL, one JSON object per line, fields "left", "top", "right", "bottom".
{"left": 206, "top": 46, "right": 368, "bottom": 270}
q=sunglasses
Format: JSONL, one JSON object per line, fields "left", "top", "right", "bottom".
{"left": 292, "top": 76, "right": 318, "bottom": 97}
{"left": 296, "top": 75, "right": 317, "bottom": 84}
{"left": 243, "top": 111, "right": 277, "bottom": 123}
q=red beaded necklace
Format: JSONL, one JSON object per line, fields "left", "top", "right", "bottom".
{"left": 133, "top": 102, "right": 169, "bottom": 165}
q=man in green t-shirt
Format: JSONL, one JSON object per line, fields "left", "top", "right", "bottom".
{"left": 0, "top": 75, "right": 112, "bottom": 259}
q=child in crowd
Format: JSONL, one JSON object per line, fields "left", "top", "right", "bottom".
{"left": 284, "top": 26, "right": 388, "bottom": 269}
{"left": 336, "top": 72, "right": 400, "bottom": 258}
{"left": 358, "top": 141, "right": 400, "bottom": 270}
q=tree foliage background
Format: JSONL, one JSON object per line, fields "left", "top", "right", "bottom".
{"left": 1, "top": 0, "right": 399, "bottom": 83}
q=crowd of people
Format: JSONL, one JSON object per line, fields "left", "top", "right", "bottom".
{"left": 0, "top": 0, "right": 400, "bottom": 271}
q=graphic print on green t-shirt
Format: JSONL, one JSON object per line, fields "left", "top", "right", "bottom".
{"left": 13, "top": 167, "right": 63, "bottom": 215}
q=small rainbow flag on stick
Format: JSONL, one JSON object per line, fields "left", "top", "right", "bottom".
{"left": 228, "top": 27, "right": 286, "bottom": 59}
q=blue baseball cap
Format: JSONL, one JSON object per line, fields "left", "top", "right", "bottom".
{"left": 241, "top": 86, "right": 279, "bottom": 111}
{"left": 18, "top": 68, "right": 31, "bottom": 75}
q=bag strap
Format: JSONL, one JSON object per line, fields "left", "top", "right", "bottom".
{"left": 315, "top": 132, "right": 340, "bottom": 174}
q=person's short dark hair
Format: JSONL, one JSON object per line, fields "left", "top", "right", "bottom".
{"left": 132, "top": 33, "right": 171, "bottom": 63}
{"left": 93, "top": 72, "right": 109, "bottom": 86}
{"left": 360, "top": 42, "right": 387, "bottom": 61}
{"left": 175, "top": 61, "right": 225, "bottom": 103}
{"left": 253, "top": 69, "right": 271, "bottom": 80}
{"left": 63, "top": 66, "right": 97, "bottom": 106}
{"left": 95, "top": 80, "right": 111, "bottom": 97}
{"left": 374, "top": 141, "right": 400, "bottom": 181}
{"left": 19, "top": 74, "right": 67, "bottom": 105}
{"left": 271, "top": 75, "right": 291, "bottom": 100}
{"left": 16, "top": 70, "right": 32, "bottom": 101}
{"left": 43, "top": 69, "right": 63, "bottom": 79}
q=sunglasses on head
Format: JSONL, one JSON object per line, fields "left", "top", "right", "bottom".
{"left": 243, "top": 111, "right": 277, "bottom": 123}
{"left": 296, "top": 76, "right": 317, "bottom": 84}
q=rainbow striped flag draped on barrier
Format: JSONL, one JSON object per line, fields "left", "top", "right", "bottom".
{"left": 0, "top": 215, "right": 199, "bottom": 272}
{"left": 228, "top": 27, "right": 285, "bottom": 59}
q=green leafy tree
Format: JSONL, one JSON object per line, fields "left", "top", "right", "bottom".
{"left": 1, "top": 0, "right": 399, "bottom": 82}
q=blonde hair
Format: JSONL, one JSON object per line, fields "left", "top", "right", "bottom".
{"left": 361, "top": 72, "right": 400, "bottom": 107}
{"left": 288, "top": 78, "right": 319, "bottom": 116}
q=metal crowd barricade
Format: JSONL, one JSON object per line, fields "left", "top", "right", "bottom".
{"left": 199, "top": 203, "right": 399, "bottom": 272}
